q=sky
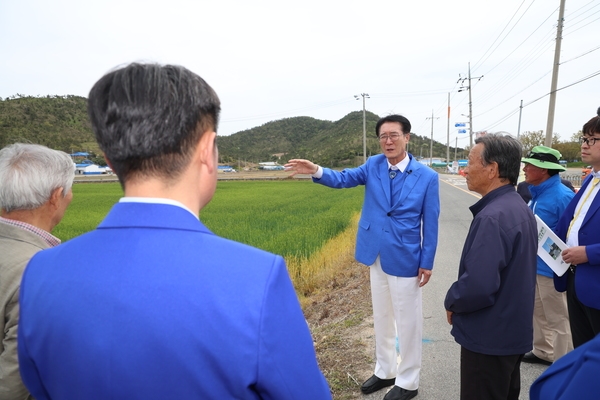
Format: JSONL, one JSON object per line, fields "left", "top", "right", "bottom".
{"left": 1, "top": 0, "right": 599, "bottom": 150}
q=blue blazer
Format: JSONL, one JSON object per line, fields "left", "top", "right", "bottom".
{"left": 18, "top": 202, "right": 331, "bottom": 400}
{"left": 315, "top": 154, "right": 440, "bottom": 277}
{"left": 555, "top": 175, "right": 600, "bottom": 309}
{"left": 530, "top": 332, "right": 600, "bottom": 400}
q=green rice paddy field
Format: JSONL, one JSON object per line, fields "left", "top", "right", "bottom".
{"left": 55, "top": 180, "right": 364, "bottom": 260}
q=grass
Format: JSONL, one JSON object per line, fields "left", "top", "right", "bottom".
{"left": 52, "top": 183, "right": 123, "bottom": 240}
{"left": 202, "top": 180, "right": 363, "bottom": 258}
{"left": 54, "top": 180, "right": 365, "bottom": 298}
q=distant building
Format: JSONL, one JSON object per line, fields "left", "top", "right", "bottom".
{"left": 258, "top": 161, "right": 284, "bottom": 170}
{"left": 418, "top": 158, "right": 444, "bottom": 166}
{"left": 74, "top": 159, "right": 110, "bottom": 175}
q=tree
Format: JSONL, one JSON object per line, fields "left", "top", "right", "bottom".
{"left": 519, "top": 130, "right": 545, "bottom": 154}
{"left": 552, "top": 131, "right": 583, "bottom": 162}
{"left": 554, "top": 141, "right": 580, "bottom": 162}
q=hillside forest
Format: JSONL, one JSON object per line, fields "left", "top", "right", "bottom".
{"left": 0, "top": 95, "right": 584, "bottom": 168}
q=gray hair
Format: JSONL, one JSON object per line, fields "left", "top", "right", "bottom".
{"left": 474, "top": 133, "right": 522, "bottom": 186}
{"left": 0, "top": 143, "right": 75, "bottom": 213}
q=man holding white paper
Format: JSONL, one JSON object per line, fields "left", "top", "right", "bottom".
{"left": 521, "top": 146, "right": 574, "bottom": 366}
{"left": 555, "top": 107, "right": 600, "bottom": 349}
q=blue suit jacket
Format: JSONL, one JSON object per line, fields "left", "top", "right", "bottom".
{"left": 555, "top": 175, "right": 600, "bottom": 309}
{"left": 314, "top": 154, "right": 440, "bottom": 276}
{"left": 530, "top": 332, "right": 600, "bottom": 400}
{"left": 18, "top": 202, "right": 331, "bottom": 400}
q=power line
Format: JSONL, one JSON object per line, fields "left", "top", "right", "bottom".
{"left": 565, "top": 14, "right": 600, "bottom": 36}
{"left": 476, "top": 70, "right": 552, "bottom": 117}
{"left": 472, "top": 0, "right": 531, "bottom": 72}
{"left": 479, "top": 8, "right": 557, "bottom": 78}
{"left": 476, "top": 38, "right": 554, "bottom": 106}
{"left": 481, "top": 68, "right": 600, "bottom": 131}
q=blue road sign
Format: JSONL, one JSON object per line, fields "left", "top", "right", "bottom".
{"left": 455, "top": 122, "right": 466, "bottom": 127}
{"left": 458, "top": 129, "right": 467, "bottom": 133}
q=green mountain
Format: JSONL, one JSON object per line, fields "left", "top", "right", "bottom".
{"left": 0, "top": 95, "right": 98, "bottom": 154}
{"left": 218, "top": 111, "right": 462, "bottom": 167}
{"left": 0, "top": 96, "right": 462, "bottom": 168}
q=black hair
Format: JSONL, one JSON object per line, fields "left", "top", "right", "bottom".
{"left": 87, "top": 63, "right": 221, "bottom": 184}
{"left": 548, "top": 169, "right": 560, "bottom": 177}
{"left": 582, "top": 107, "right": 600, "bottom": 135}
{"left": 375, "top": 115, "right": 411, "bottom": 137}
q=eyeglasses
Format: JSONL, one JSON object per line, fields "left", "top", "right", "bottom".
{"left": 579, "top": 136, "right": 600, "bottom": 146}
{"left": 379, "top": 133, "right": 403, "bottom": 142}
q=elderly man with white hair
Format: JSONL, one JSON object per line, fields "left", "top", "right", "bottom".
{"left": 0, "top": 143, "right": 74, "bottom": 400}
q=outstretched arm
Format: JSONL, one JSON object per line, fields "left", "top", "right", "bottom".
{"left": 284, "top": 159, "right": 318, "bottom": 176}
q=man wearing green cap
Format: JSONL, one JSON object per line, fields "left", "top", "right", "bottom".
{"left": 521, "top": 146, "right": 574, "bottom": 365}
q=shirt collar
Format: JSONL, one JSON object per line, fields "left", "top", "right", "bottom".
{"left": 119, "top": 197, "right": 199, "bottom": 219}
{"left": 387, "top": 154, "right": 410, "bottom": 172}
{"left": 469, "top": 184, "right": 515, "bottom": 217}
{"left": 0, "top": 216, "right": 61, "bottom": 247}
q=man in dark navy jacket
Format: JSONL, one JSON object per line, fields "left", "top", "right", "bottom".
{"left": 445, "top": 134, "right": 537, "bottom": 400}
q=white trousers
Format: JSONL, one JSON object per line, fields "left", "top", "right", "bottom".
{"left": 532, "top": 274, "right": 573, "bottom": 362}
{"left": 370, "top": 256, "right": 422, "bottom": 390}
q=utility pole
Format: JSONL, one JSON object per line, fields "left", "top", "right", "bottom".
{"left": 455, "top": 137, "right": 458, "bottom": 162}
{"left": 517, "top": 99, "right": 523, "bottom": 140}
{"left": 426, "top": 110, "right": 439, "bottom": 167}
{"left": 458, "top": 62, "right": 483, "bottom": 148}
{"left": 446, "top": 92, "right": 450, "bottom": 166}
{"left": 545, "top": 0, "right": 566, "bottom": 146}
{"left": 354, "top": 93, "right": 370, "bottom": 164}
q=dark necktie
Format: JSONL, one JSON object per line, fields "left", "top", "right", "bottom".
{"left": 389, "top": 168, "right": 398, "bottom": 205}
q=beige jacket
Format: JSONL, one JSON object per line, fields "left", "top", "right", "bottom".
{"left": 0, "top": 222, "right": 49, "bottom": 400}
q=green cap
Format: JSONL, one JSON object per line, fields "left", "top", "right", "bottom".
{"left": 521, "top": 146, "right": 565, "bottom": 171}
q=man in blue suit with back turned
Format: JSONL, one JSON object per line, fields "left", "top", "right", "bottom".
{"left": 17, "top": 63, "right": 331, "bottom": 400}
{"left": 286, "top": 115, "right": 440, "bottom": 400}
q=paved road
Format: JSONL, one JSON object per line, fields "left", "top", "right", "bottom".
{"left": 363, "top": 174, "right": 549, "bottom": 400}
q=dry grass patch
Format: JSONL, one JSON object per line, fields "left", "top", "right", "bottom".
{"left": 295, "top": 214, "right": 376, "bottom": 399}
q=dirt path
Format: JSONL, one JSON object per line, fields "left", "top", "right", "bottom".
{"left": 303, "top": 260, "right": 375, "bottom": 399}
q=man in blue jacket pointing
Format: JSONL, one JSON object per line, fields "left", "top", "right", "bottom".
{"left": 286, "top": 114, "right": 440, "bottom": 400}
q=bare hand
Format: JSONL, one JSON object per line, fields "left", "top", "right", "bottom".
{"left": 418, "top": 268, "right": 432, "bottom": 287}
{"left": 446, "top": 310, "right": 453, "bottom": 325}
{"left": 562, "top": 246, "right": 588, "bottom": 266}
{"left": 284, "top": 159, "right": 318, "bottom": 176}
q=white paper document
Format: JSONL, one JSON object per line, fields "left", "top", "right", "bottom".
{"left": 535, "top": 215, "right": 570, "bottom": 277}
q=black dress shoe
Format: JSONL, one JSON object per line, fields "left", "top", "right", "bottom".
{"left": 360, "top": 375, "right": 395, "bottom": 394}
{"left": 383, "top": 385, "right": 418, "bottom": 400}
{"left": 522, "top": 351, "right": 552, "bottom": 366}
